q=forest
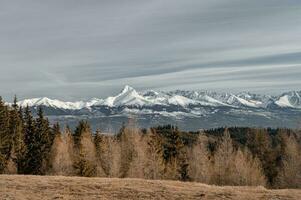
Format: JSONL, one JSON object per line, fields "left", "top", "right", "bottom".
{"left": 0, "top": 96, "right": 300, "bottom": 189}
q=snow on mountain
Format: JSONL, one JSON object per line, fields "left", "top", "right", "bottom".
{"left": 18, "top": 97, "right": 86, "bottom": 110}
{"left": 225, "top": 94, "right": 261, "bottom": 108}
{"left": 167, "top": 91, "right": 227, "bottom": 107}
{"left": 275, "top": 91, "right": 301, "bottom": 108}
{"left": 168, "top": 95, "right": 196, "bottom": 106}
{"left": 85, "top": 98, "right": 104, "bottom": 107}
{"left": 15, "top": 86, "right": 301, "bottom": 110}
{"left": 102, "top": 85, "right": 152, "bottom": 107}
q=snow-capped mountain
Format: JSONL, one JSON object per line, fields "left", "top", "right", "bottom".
{"left": 15, "top": 86, "right": 301, "bottom": 130}
{"left": 102, "top": 85, "right": 152, "bottom": 107}
{"left": 18, "top": 97, "right": 86, "bottom": 110}
{"left": 17, "top": 85, "right": 301, "bottom": 110}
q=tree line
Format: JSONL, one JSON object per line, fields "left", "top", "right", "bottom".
{"left": 0, "top": 96, "right": 300, "bottom": 189}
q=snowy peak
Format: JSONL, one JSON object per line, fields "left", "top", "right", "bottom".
{"left": 275, "top": 91, "right": 301, "bottom": 108}
{"left": 102, "top": 85, "right": 151, "bottom": 107}
{"left": 121, "top": 85, "right": 135, "bottom": 94}
{"left": 18, "top": 97, "right": 85, "bottom": 110}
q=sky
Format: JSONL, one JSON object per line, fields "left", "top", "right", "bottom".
{"left": 1, "top": 0, "right": 301, "bottom": 101}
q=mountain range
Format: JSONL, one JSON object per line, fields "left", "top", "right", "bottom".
{"left": 14, "top": 86, "right": 301, "bottom": 131}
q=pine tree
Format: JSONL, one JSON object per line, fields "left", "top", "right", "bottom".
{"left": 9, "top": 95, "right": 26, "bottom": 174}
{"left": 34, "top": 107, "right": 52, "bottom": 174}
{"left": 23, "top": 106, "right": 37, "bottom": 174}
{"left": 154, "top": 125, "right": 186, "bottom": 180}
{"left": 73, "top": 120, "right": 91, "bottom": 148}
{"left": 12, "top": 95, "right": 18, "bottom": 110}
{"left": 0, "top": 96, "right": 12, "bottom": 173}
{"left": 52, "top": 122, "right": 61, "bottom": 137}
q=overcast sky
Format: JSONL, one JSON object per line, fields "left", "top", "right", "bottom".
{"left": 1, "top": 0, "right": 301, "bottom": 101}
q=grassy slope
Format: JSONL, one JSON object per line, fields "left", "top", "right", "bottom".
{"left": 0, "top": 175, "right": 300, "bottom": 200}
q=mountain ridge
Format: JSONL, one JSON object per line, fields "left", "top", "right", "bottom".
{"left": 15, "top": 85, "right": 301, "bottom": 110}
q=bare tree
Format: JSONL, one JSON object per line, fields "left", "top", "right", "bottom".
{"left": 187, "top": 135, "right": 211, "bottom": 184}
{"left": 234, "top": 148, "right": 266, "bottom": 186}
{"left": 277, "top": 134, "right": 301, "bottom": 188}
{"left": 211, "top": 129, "right": 236, "bottom": 185}
{"left": 211, "top": 129, "right": 266, "bottom": 186}
{"left": 48, "top": 130, "right": 75, "bottom": 176}
{"left": 143, "top": 129, "right": 162, "bottom": 180}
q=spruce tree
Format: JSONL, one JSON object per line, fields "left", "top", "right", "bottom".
{"left": 0, "top": 96, "right": 11, "bottom": 173}
{"left": 73, "top": 120, "right": 91, "bottom": 148}
{"left": 9, "top": 96, "right": 26, "bottom": 174}
{"left": 35, "top": 107, "right": 52, "bottom": 174}
{"left": 52, "top": 122, "right": 61, "bottom": 137}
{"left": 73, "top": 121, "right": 96, "bottom": 177}
{"left": 23, "top": 105, "right": 37, "bottom": 174}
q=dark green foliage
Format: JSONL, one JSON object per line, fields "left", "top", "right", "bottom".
{"left": 22, "top": 106, "right": 53, "bottom": 174}
{"left": 35, "top": 107, "right": 53, "bottom": 174}
{"left": 0, "top": 97, "right": 12, "bottom": 173}
{"left": 52, "top": 122, "right": 61, "bottom": 137}
{"left": 73, "top": 120, "right": 91, "bottom": 148}
{"left": 153, "top": 125, "right": 184, "bottom": 163}
{"left": 23, "top": 106, "right": 37, "bottom": 174}
{"left": 9, "top": 96, "right": 26, "bottom": 174}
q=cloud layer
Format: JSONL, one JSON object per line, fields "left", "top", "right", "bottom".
{"left": 1, "top": 0, "right": 301, "bottom": 100}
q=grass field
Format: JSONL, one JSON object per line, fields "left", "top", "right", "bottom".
{"left": 0, "top": 175, "right": 300, "bottom": 200}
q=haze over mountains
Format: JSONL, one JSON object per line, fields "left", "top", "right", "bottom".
{"left": 15, "top": 86, "right": 301, "bottom": 131}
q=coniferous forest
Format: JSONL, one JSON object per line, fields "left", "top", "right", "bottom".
{"left": 0, "top": 96, "right": 300, "bottom": 189}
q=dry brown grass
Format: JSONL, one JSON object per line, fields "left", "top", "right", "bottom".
{"left": 0, "top": 175, "right": 300, "bottom": 200}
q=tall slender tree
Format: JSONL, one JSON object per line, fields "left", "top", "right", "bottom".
{"left": 34, "top": 107, "right": 52, "bottom": 174}
{"left": 23, "top": 106, "right": 37, "bottom": 174}
{"left": 0, "top": 96, "right": 11, "bottom": 173}
{"left": 9, "top": 96, "right": 26, "bottom": 173}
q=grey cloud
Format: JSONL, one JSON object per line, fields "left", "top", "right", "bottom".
{"left": 0, "top": 0, "right": 301, "bottom": 101}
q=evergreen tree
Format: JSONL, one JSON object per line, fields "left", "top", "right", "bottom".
{"left": 23, "top": 106, "right": 37, "bottom": 174}
{"left": 52, "top": 122, "right": 61, "bottom": 137}
{"left": 73, "top": 120, "right": 91, "bottom": 148}
{"left": 0, "top": 96, "right": 11, "bottom": 173}
{"left": 154, "top": 125, "right": 186, "bottom": 180}
{"left": 34, "top": 107, "right": 52, "bottom": 174}
{"left": 8, "top": 96, "right": 26, "bottom": 174}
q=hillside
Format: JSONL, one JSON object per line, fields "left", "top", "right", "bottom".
{"left": 0, "top": 175, "right": 300, "bottom": 200}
